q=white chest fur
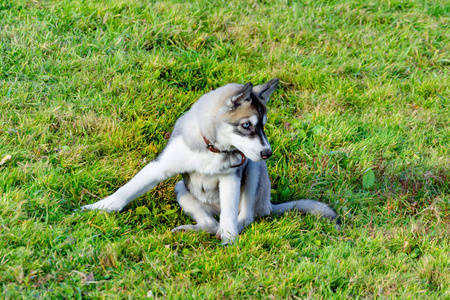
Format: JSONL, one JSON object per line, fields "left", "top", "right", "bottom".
{"left": 182, "top": 172, "right": 222, "bottom": 205}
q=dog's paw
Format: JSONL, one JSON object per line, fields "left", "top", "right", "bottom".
{"left": 171, "top": 225, "right": 194, "bottom": 233}
{"left": 79, "top": 197, "right": 123, "bottom": 213}
{"left": 220, "top": 235, "right": 236, "bottom": 245}
{"left": 216, "top": 228, "right": 238, "bottom": 245}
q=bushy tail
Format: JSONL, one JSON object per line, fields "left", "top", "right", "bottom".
{"left": 271, "top": 199, "right": 341, "bottom": 227}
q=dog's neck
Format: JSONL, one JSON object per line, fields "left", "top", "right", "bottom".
{"left": 201, "top": 135, "right": 246, "bottom": 168}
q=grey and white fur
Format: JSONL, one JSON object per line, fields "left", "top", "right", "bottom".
{"left": 81, "top": 78, "right": 338, "bottom": 244}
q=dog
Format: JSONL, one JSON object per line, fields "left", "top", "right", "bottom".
{"left": 81, "top": 78, "right": 338, "bottom": 244}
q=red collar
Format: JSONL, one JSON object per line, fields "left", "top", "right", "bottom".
{"left": 202, "top": 136, "right": 246, "bottom": 168}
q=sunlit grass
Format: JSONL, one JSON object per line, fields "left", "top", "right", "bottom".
{"left": 1, "top": 0, "right": 449, "bottom": 298}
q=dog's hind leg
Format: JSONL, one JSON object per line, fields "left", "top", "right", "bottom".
{"left": 237, "top": 163, "right": 260, "bottom": 233}
{"left": 238, "top": 162, "right": 272, "bottom": 233}
{"left": 171, "top": 181, "right": 219, "bottom": 235}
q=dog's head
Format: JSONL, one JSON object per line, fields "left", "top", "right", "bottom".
{"left": 215, "top": 78, "right": 279, "bottom": 162}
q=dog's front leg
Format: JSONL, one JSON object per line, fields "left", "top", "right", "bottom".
{"left": 81, "top": 137, "right": 188, "bottom": 212}
{"left": 217, "top": 174, "right": 241, "bottom": 245}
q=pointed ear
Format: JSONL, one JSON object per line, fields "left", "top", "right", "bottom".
{"left": 226, "top": 82, "right": 253, "bottom": 109}
{"left": 253, "top": 78, "right": 279, "bottom": 104}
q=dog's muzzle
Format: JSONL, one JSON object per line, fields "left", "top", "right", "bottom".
{"left": 260, "top": 149, "right": 272, "bottom": 160}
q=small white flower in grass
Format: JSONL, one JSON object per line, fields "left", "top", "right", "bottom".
{"left": 0, "top": 155, "right": 12, "bottom": 166}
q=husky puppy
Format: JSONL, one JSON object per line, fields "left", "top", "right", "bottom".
{"left": 82, "top": 79, "right": 338, "bottom": 244}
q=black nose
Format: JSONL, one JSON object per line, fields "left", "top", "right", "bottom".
{"left": 260, "top": 149, "right": 272, "bottom": 160}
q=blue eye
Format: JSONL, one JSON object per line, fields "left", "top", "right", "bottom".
{"left": 242, "top": 122, "right": 251, "bottom": 129}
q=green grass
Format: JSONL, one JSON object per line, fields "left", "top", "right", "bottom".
{"left": 1, "top": 0, "right": 450, "bottom": 298}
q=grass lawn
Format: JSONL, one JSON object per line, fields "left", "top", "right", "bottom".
{"left": 1, "top": 0, "right": 449, "bottom": 298}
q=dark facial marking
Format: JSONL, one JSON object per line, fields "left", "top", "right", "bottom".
{"left": 250, "top": 92, "right": 268, "bottom": 145}
{"left": 228, "top": 92, "right": 268, "bottom": 145}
